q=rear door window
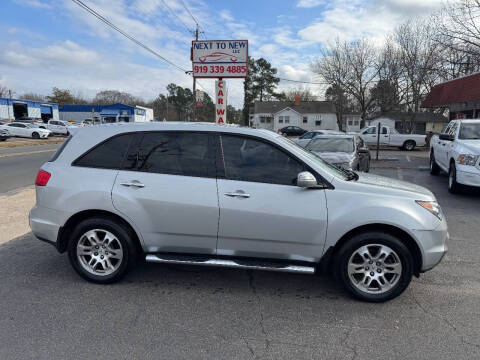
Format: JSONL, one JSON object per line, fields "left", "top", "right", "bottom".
{"left": 73, "top": 133, "right": 135, "bottom": 169}
{"left": 123, "top": 131, "right": 215, "bottom": 178}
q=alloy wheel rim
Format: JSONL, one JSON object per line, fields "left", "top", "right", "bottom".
{"left": 347, "top": 244, "right": 402, "bottom": 294}
{"left": 77, "top": 229, "right": 123, "bottom": 276}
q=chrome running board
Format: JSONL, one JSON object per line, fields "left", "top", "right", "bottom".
{"left": 145, "top": 254, "right": 315, "bottom": 274}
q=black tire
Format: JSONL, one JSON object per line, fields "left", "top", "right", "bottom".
{"left": 0, "top": 138, "right": 6, "bottom": 142}
{"left": 32, "top": 132, "right": 40, "bottom": 139}
{"left": 448, "top": 161, "right": 461, "bottom": 193}
{"left": 430, "top": 151, "right": 440, "bottom": 175}
{"left": 403, "top": 140, "right": 415, "bottom": 151}
{"left": 335, "top": 231, "right": 414, "bottom": 302}
{"left": 68, "top": 217, "right": 137, "bottom": 284}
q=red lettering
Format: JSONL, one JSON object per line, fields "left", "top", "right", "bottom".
{"left": 218, "top": 99, "right": 223, "bottom": 105}
{"left": 218, "top": 90, "right": 224, "bottom": 96}
{"left": 216, "top": 109, "right": 225, "bottom": 115}
{"left": 218, "top": 117, "right": 224, "bottom": 123}
{"left": 218, "top": 81, "right": 223, "bottom": 88}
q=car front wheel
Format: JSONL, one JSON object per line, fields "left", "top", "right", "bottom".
{"left": 335, "top": 232, "right": 413, "bottom": 302}
{"left": 68, "top": 217, "right": 137, "bottom": 283}
{"left": 448, "top": 162, "right": 461, "bottom": 193}
{"left": 32, "top": 132, "right": 40, "bottom": 139}
{"left": 403, "top": 140, "right": 415, "bottom": 151}
{"left": 430, "top": 151, "right": 440, "bottom": 175}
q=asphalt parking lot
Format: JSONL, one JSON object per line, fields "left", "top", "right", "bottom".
{"left": 0, "top": 151, "right": 479, "bottom": 360}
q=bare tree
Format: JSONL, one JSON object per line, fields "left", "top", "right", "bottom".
{"left": 21, "top": 93, "right": 45, "bottom": 101}
{"left": 279, "top": 87, "right": 318, "bottom": 101}
{"left": 312, "top": 39, "right": 379, "bottom": 128}
{"left": 394, "top": 18, "right": 441, "bottom": 132}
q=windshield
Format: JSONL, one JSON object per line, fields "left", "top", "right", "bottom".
{"left": 459, "top": 123, "right": 480, "bottom": 140}
{"left": 306, "top": 138, "right": 354, "bottom": 153}
{"left": 24, "top": 124, "right": 34, "bottom": 128}
{"left": 278, "top": 136, "right": 350, "bottom": 180}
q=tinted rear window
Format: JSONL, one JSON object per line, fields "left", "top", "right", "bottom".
{"left": 73, "top": 133, "right": 134, "bottom": 169}
{"left": 123, "top": 132, "right": 215, "bottom": 178}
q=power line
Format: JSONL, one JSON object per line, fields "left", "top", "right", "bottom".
{"left": 159, "top": 0, "right": 191, "bottom": 34}
{"left": 278, "top": 77, "right": 329, "bottom": 85}
{"left": 71, "top": 0, "right": 188, "bottom": 73}
{"left": 179, "top": 0, "right": 207, "bottom": 39}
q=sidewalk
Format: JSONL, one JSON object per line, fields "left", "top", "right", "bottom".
{"left": 0, "top": 187, "right": 35, "bottom": 245}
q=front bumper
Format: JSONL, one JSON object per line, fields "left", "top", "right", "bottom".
{"left": 412, "top": 219, "right": 449, "bottom": 272}
{"left": 456, "top": 166, "right": 480, "bottom": 187}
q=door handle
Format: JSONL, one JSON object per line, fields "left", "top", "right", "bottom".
{"left": 224, "top": 191, "right": 250, "bottom": 198}
{"left": 120, "top": 181, "right": 145, "bottom": 188}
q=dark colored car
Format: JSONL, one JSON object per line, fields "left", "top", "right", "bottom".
{"left": 279, "top": 126, "right": 307, "bottom": 137}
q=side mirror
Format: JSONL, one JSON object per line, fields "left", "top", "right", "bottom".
{"left": 297, "top": 171, "right": 318, "bottom": 188}
{"left": 358, "top": 147, "right": 369, "bottom": 154}
{"left": 439, "top": 133, "right": 453, "bottom": 141}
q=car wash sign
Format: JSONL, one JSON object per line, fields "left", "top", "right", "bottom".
{"left": 215, "top": 80, "right": 227, "bottom": 123}
{"left": 192, "top": 40, "right": 248, "bottom": 78}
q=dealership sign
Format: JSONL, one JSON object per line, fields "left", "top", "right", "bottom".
{"left": 192, "top": 40, "right": 248, "bottom": 78}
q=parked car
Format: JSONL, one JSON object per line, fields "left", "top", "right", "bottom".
{"left": 294, "top": 130, "right": 345, "bottom": 147}
{"left": 0, "top": 128, "right": 10, "bottom": 141}
{"left": 16, "top": 117, "right": 43, "bottom": 124}
{"left": 305, "top": 135, "right": 370, "bottom": 172}
{"left": 358, "top": 125, "right": 426, "bottom": 150}
{"left": 0, "top": 122, "right": 51, "bottom": 139}
{"left": 279, "top": 126, "right": 307, "bottom": 137}
{"left": 38, "top": 120, "right": 77, "bottom": 135}
{"left": 430, "top": 119, "right": 480, "bottom": 193}
{"left": 30, "top": 122, "right": 447, "bottom": 302}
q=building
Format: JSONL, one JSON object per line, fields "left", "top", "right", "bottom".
{"left": 342, "top": 113, "right": 362, "bottom": 132}
{"left": 367, "top": 112, "right": 449, "bottom": 134}
{"left": 0, "top": 97, "right": 59, "bottom": 122}
{"left": 59, "top": 103, "right": 154, "bottom": 124}
{"left": 421, "top": 72, "right": 480, "bottom": 120}
{"left": 250, "top": 98, "right": 338, "bottom": 132}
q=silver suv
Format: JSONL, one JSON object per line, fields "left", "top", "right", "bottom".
{"left": 30, "top": 123, "right": 448, "bottom": 302}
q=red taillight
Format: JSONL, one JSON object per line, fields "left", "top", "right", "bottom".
{"left": 35, "top": 169, "right": 51, "bottom": 186}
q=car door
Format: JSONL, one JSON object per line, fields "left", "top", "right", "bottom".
{"left": 111, "top": 131, "right": 219, "bottom": 255}
{"left": 6, "top": 124, "right": 20, "bottom": 136}
{"left": 444, "top": 122, "right": 458, "bottom": 166}
{"left": 361, "top": 127, "right": 377, "bottom": 144}
{"left": 380, "top": 127, "right": 390, "bottom": 145}
{"left": 437, "top": 122, "right": 455, "bottom": 169}
{"left": 215, "top": 134, "right": 328, "bottom": 262}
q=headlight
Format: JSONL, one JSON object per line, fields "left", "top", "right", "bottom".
{"left": 416, "top": 200, "right": 442, "bottom": 220}
{"left": 458, "top": 154, "right": 478, "bottom": 166}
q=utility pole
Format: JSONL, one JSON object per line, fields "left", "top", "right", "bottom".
{"left": 7, "top": 89, "right": 12, "bottom": 122}
{"left": 192, "top": 23, "right": 199, "bottom": 122}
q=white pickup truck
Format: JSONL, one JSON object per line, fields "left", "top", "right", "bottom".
{"left": 38, "top": 120, "right": 76, "bottom": 135}
{"left": 358, "top": 125, "right": 426, "bottom": 150}
{"left": 430, "top": 119, "right": 480, "bottom": 193}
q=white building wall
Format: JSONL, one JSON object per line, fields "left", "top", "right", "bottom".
{"left": 302, "top": 113, "right": 338, "bottom": 131}
{"left": 274, "top": 108, "right": 302, "bottom": 131}
{"left": 52, "top": 108, "right": 60, "bottom": 121}
{"left": 253, "top": 109, "right": 339, "bottom": 132}
{"left": 136, "top": 106, "right": 154, "bottom": 122}
{"left": 0, "top": 104, "right": 14, "bottom": 120}
{"left": 60, "top": 111, "right": 101, "bottom": 123}
{"left": 251, "top": 113, "right": 274, "bottom": 130}
{"left": 27, "top": 106, "right": 41, "bottom": 118}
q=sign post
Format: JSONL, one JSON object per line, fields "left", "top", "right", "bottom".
{"left": 191, "top": 40, "right": 248, "bottom": 124}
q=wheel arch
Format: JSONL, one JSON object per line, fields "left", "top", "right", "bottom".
{"left": 57, "top": 209, "right": 144, "bottom": 256}
{"left": 403, "top": 139, "right": 416, "bottom": 148}
{"left": 323, "top": 223, "right": 422, "bottom": 277}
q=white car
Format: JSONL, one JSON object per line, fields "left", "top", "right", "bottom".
{"left": 1, "top": 122, "right": 51, "bottom": 139}
{"left": 38, "top": 120, "right": 77, "bottom": 135}
{"left": 294, "top": 130, "right": 345, "bottom": 147}
{"left": 430, "top": 119, "right": 480, "bottom": 193}
{"left": 359, "top": 126, "right": 426, "bottom": 150}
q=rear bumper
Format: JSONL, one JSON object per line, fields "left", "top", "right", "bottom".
{"left": 29, "top": 205, "right": 67, "bottom": 246}
{"left": 456, "top": 167, "right": 480, "bottom": 187}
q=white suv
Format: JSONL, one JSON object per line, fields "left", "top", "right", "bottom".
{"left": 30, "top": 123, "right": 448, "bottom": 302}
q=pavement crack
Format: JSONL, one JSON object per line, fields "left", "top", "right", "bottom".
{"left": 412, "top": 294, "right": 480, "bottom": 350}
{"left": 247, "top": 270, "right": 271, "bottom": 357}
{"left": 341, "top": 327, "right": 359, "bottom": 360}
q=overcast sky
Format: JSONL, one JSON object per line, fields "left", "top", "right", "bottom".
{"left": 1, "top": 0, "right": 447, "bottom": 107}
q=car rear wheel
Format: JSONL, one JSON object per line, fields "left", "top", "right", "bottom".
{"left": 32, "top": 132, "right": 40, "bottom": 139}
{"left": 68, "top": 217, "right": 137, "bottom": 283}
{"left": 430, "top": 151, "right": 440, "bottom": 175}
{"left": 403, "top": 140, "right": 415, "bottom": 151}
{"left": 335, "top": 232, "right": 413, "bottom": 302}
